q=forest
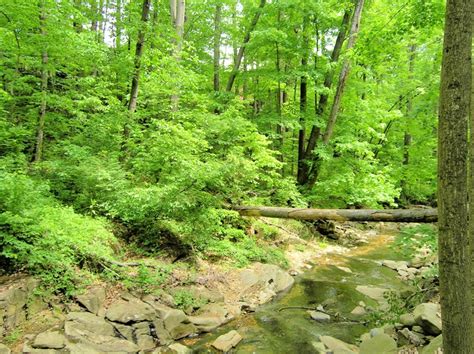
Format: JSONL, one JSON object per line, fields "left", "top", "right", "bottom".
{"left": 0, "top": 0, "right": 472, "bottom": 353}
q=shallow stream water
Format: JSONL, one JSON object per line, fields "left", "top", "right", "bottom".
{"left": 188, "top": 232, "right": 411, "bottom": 353}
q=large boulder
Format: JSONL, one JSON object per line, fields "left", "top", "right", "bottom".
{"left": 64, "top": 326, "right": 139, "bottom": 353}
{"left": 359, "top": 333, "right": 397, "bottom": 354}
{"left": 32, "top": 331, "right": 66, "bottom": 349}
{"left": 65, "top": 312, "right": 115, "bottom": 337}
{"left": 105, "top": 298, "right": 156, "bottom": 324}
{"left": 413, "top": 303, "right": 442, "bottom": 335}
{"left": 212, "top": 330, "right": 243, "bottom": 352}
{"left": 75, "top": 287, "right": 106, "bottom": 315}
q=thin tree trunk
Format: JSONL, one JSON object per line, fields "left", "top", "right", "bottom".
{"left": 225, "top": 0, "right": 266, "bottom": 92}
{"left": 305, "top": 11, "right": 351, "bottom": 159}
{"left": 170, "top": 0, "right": 185, "bottom": 110}
{"left": 298, "top": 11, "right": 350, "bottom": 185}
{"left": 302, "top": 1, "right": 364, "bottom": 188}
{"left": 34, "top": 2, "right": 48, "bottom": 163}
{"left": 438, "top": 0, "right": 472, "bottom": 352}
{"left": 401, "top": 45, "right": 416, "bottom": 201}
{"left": 122, "top": 0, "right": 151, "bottom": 151}
{"left": 213, "top": 3, "right": 222, "bottom": 92}
{"left": 297, "top": 16, "right": 309, "bottom": 184}
{"left": 322, "top": 0, "right": 364, "bottom": 144}
{"left": 115, "top": 0, "right": 121, "bottom": 49}
{"left": 128, "top": 0, "right": 151, "bottom": 113}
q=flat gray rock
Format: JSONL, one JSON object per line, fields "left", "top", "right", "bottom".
{"left": 105, "top": 299, "right": 156, "bottom": 323}
{"left": 212, "top": 330, "right": 242, "bottom": 352}
{"left": 32, "top": 331, "right": 66, "bottom": 349}
{"left": 66, "top": 312, "right": 115, "bottom": 337}
{"left": 360, "top": 333, "right": 397, "bottom": 354}
{"left": 413, "top": 303, "right": 442, "bottom": 335}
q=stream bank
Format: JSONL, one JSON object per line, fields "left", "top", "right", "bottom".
{"left": 0, "top": 221, "right": 440, "bottom": 353}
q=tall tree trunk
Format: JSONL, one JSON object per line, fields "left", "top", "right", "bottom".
{"left": 438, "top": 0, "right": 472, "bottom": 352}
{"left": 297, "top": 16, "right": 309, "bottom": 184}
{"left": 122, "top": 0, "right": 151, "bottom": 152}
{"left": 225, "top": 0, "right": 266, "bottom": 92}
{"left": 34, "top": 2, "right": 48, "bottom": 163}
{"left": 470, "top": 6, "right": 474, "bottom": 352}
{"left": 322, "top": 0, "right": 364, "bottom": 144}
{"left": 297, "top": 10, "right": 350, "bottom": 185}
{"left": 401, "top": 45, "right": 416, "bottom": 201}
{"left": 303, "top": 0, "right": 364, "bottom": 188}
{"left": 115, "top": 0, "right": 121, "bottom": 49}
{"left": 128, "top": 0, "right": 151, "bottom": 113}
{"left": 170, "top": 0, "right": 185, "bottom": 110}
{"left": 213, "top": 3, "right": 222, "bottom": 92}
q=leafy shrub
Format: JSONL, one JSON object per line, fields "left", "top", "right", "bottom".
{"left": 0, "top": 170, "right": 118, "bottom": 295}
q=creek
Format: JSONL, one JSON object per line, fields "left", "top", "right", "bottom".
{"left": 187, "top": 231, "right": 413, "bottom": 353}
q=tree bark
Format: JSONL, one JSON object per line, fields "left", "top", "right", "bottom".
{"left": 297, "top": 16, "right": 309, "bottom": 184}
{"left": 469, "top": 3, "right": 474, "bottom": 351}
{"left": 438, "top": 0, "right": 472, "bottom": 352}
{"left": 122, "top": 0, "right": 151, "bottom": 151}
{"left": 322, "top": 0, "right": 364, "bottom": 144}
{"left": 213, "top": 3, "right": 222, "bottom": 92}
{"left": 401, "top": 45, "right": 416, "bottom": 201}
{"left": 170, "top": 0, "right": 185, "bottom": 110}
{"left": 127, "top": 0, "right": 151, "bottom": 113}
{"left": 33, "top": 1, "right": 48, "bottom": 163}
{"left": 114, "top": 0, "right": 121, "bottom": 49}
{"left": 235, "top": 206, "right": 437, "bottom": 222}
{"left": 225, "top": 0, "right": 266, "bottom": 92}
{"left": 298, "top": 10, "right": 351, "bottom": 186}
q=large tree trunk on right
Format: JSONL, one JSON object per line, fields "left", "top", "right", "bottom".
{"left": 438, "top": 0, "right": 472, "bottom": 352}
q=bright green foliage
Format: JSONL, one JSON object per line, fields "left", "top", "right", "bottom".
{"left": 0, "top": 170, "right": 117, "bottom": 295}
{"left": 0, "top": 0, "right": 443, "bottom": 292}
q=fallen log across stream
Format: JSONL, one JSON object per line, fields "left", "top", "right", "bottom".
{"left": 234, "top": 206, "right": 437, "bottom": 223}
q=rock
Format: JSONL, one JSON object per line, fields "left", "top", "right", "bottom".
{"left": 168, "top": 323, "right": 196, "bottom": 340}
{"left": 212, "top": 330, "right": 243, "bottom": 352}
{"left": 153, "top": 319, "right": 173, "bottom": 346}
{"left": 399, "top": 313, "right": 416, "bottom": 327}
{"left": 161, "top": 308, "right": 188, "bottom": 331}
{"left": 136, "top": 334, "right": 156, "bottom": 351}
{"left": 239, "top": 263, "right": 295, "bottom": 305}
{"left": 421, "top": 334, "right": 442, "bottom": 354}
{"left": 356, "top": 285, "right": 388, "bottom": 302}
{"left": 399, "top": 328, "right": 426, "bottom": 346}
{"left": 75, "top": 287, "right": 106, "bottom": 315}
{"left": 382, "top": 260, "right": 408, "bottom": 271}
{"left": 189, "top": 313, "right": 224, "bottom": 332}
{"left": 412, "top": 325, "right": 424, "bottom": 334}
{"left": 308, "top": 311, "right": 331, "bottom": 322}
{"left": 369, "top": 328, "right": 385, "bottom": 337}
{"left": 319, "top": 335, "right": 358, "bottom": 353}
{"left": 311, "top": 341, "right": 326, "bottom": 354}
{"left": 360, "top": 333, "right": 371, "bottom": 342}
{"left": 360, "top": 333, "right": 397, "bottom": 354}
{"left": 168, "top": 343, "right": 192, "bottom": 354}
{"left": 105, "top": 298, "right": 156, "bottom": 323}
{"left": 113, "top": 323, "right": 134, "bottom": 341}
{"left": 350, "top": 306, "right": 366, "bottom": 316}
{"left": 65, "top": 312, "right": 115, "bottom": 337}
{"left": 413, "top": 303, "right": 442, "bottom": 335}
{"left": 337, "top": 266, "right": 353, "bottom": 273}
{"left": 32, "top": 331, "right": 66, "bottom": 349}
{"left": 64, "top": 326, "right": 139, "bottom": 353}
{"left": 0, "top": 344, "right": 10, "bottom": 354}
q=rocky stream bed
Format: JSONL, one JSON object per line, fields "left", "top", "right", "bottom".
{"left": 0, "top": 223, "right": 442, "bottom": 353}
